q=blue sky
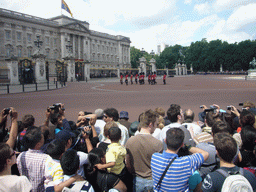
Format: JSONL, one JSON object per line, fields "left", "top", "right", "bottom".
{"left": 1, "top": 0, "right": 256, "bottom": 52}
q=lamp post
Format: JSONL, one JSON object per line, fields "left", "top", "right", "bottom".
{"left": 150, "top": 50, "right": 155, "bottom": 58}
{"left": 141, "top": 48, "right": 146, "bottom": 55}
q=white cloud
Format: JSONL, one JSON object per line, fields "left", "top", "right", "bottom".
{"left": 184, "top": 0, "right": 192, "bottom": 5}
{"left": 226, "top": 3, "right": 256, "bottom": 31}
{"left": 194, "top": 3, "right": 211, "bottom": 15}
{"left": 213, "top": 0, "right": 255, "bottom": 12}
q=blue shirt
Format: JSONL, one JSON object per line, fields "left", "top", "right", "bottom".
{"left": 151, "top": 151, "right": 204, "bottom": 192}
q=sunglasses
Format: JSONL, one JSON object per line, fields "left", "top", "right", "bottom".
{"left": 103, "top": 115, "right": 108, "bottom": 118}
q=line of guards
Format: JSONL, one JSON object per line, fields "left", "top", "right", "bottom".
{"left": 120, "top": 72, "right": 167, "bottom": 85}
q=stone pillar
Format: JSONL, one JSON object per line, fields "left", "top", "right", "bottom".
{"left": 150, "top": 58, "right": 156, "bottom": 73}
{"left": 64, "top": 59, "right": 75, "bottom": 82}
{"left": 33, "top": 55, "right": 47, "bottom": 83}
{"left": 84, "top": 63, "right": 90, "bottom": 80}
{"left": 220, "top": 64, "right": 223, "bottom": 72}
{"left": 182, "top": 64, "right": 186, "bottom": 75}
{"left": 7, "top": 59, "right": 19, "bottom": 84}
{"left": 139, "top": 57, "right": 147, "bottom": 74}
{"left": 60, "top": 32, "right": 66, "bottom": 59}
{"left": 78, "top": 36, "right": 81, "bottom": 59}
{"left": 175, "top": 63, "right": 178, "bottom": 75}
{"left": 117, "top": 68, "right": 120, "bottom": 78}
{"left": 178, "top": 63, "right": 182, "bottom": 75}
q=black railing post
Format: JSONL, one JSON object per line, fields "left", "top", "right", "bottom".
{"left": 35, "top": 82, "right": 38, "bottom": 91}
{"left": 22, "top": 83, "right": 25, "bottom": 92}
{"left": 7, "top": 84, "right": 9, "bottom": 94}
{"left": 47, "top": 80, "right": 49, "bottom": 90}
{"left": 56, "top": 81, "right": 58, "bottom": 89}
{"left": 54, "top": 78, "right": 55, "bottom": 84}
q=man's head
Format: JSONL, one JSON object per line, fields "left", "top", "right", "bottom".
{"left": 167, "top": 104, "right": 183, "bottom": 123}
{"left": 60, "top": 149, "right": 80, "bottom": 176}
{"left": 183, "top": 109, "right": 195, "bottom": 123}
{"left": 22, "top": 114, "right": 35, "bottom": 128}
{"left": 47, "top": 139, "right": 66, "bottom": 160}
{"left": 23, "top": 127, "right": 44, "bottom": 149}
{"left": 154, "top": 107, "right": 165, "bottom": 117}
{"left": 139, "top": 109, "right": 159, "bottom": 133}
{"left": 55, "top": 130, "right": 74, "bottom": 149}
{"left": 240, "top": 125, "right": 256, "bottom": 151}
{"left": 165, "top": 128, "right": 184, "bottom": 151}
{"left": 119, "top": 111, "right": 129, "bottom": 120}
{"left": 108, "top": 127, "right": 121, "bottom": 142}
{"left": 104, "top": 122, "right": 118, "bottom": 138}
{"left": 243, "top": 101, "right": 255, "bottom": 109}
{"left": 103, "top": 108, "right": 119, "bottom": 122}
{"left": 95, "top": 108, "right": 104, "bottom": 119}
{"left": 214, "top": 133, "right": 237, "bottom": 163}
{"left": 240, "top": 110, "right": 255, "bottom": 127}
{"left": 212, "top": 121, "right": 232, "bottom": 136}
{"left": 50, "top": 113, "right": 62, "bottom": 126}
{"left": 205, "top": 111, "right": 219, "bottom": 127}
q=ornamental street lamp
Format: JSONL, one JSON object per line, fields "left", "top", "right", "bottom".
{"left": 141, "top": 48, "right": 146, "bottom": 55}
{"left": 150, "top": 50, "right": 155, "bottom": 57}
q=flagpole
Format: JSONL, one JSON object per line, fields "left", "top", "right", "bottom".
{"left": 61, "top": 0, "right": 62, "bottom": 15}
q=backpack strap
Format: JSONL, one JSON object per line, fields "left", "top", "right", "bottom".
{"left": 216, "top": 168, "right": 230, "bottom": 178}
{"left": 156, "top": 156, "right": 177, "bottom": 190}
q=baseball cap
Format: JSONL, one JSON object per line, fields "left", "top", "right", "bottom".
{"left": 120, "top": 111, "right": 129, "bottom": 119}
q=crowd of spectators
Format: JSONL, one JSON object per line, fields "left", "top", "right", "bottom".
{"left": 0, "top": 101, "right": 256, "bottom": 192}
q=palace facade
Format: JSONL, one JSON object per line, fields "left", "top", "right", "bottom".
{"left": 0, "top": 8, "right": 131, "bottom": 82}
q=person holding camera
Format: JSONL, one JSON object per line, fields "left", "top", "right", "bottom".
{"left": 45, "top": 103, "right": 72, "bottom": 136}
{"left": 0, "top": 107, "right": 18, "bottom": 149}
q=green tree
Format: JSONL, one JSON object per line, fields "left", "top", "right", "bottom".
{"left": 130, "top": 46, "right": 143, "bottom": 68}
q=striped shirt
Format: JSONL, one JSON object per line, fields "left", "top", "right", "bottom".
{"left": 17, "top": 149, "right": 49, "bottom": 192}
{"left": 44, "top": 156, "right": 64, "bottom": 188}
{"left": 151, "top": 151, "right": 204, "bottom": 192}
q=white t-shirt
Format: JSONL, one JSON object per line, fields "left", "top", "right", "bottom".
{"left": 0, "top": 175, "right": 32, "bottom": 192}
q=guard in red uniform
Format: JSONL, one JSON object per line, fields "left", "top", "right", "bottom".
{"left": 163, "top": 72, "right": 166, "bottom": 85}
{"left": 148, "top": 73, "right": 151, "bottom": 84}
{"left": 130, "top": 73, "right": 133, "bottom": 85}
{"left": 120, "top": 73, "right": 123, "bottom": 85}
{"left": 135, "top": 73, "right": 138, "bottom": 84}
{"left": 125, "top": 73, "right": 128, "bottom": 85}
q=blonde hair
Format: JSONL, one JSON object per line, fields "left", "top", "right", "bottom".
{"left": 158, "top": 116, "right": 165, "bottom": 129}
{"left": 103, "top": 122, "right": 118, "bottom": 137}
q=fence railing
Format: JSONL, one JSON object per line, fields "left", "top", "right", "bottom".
{"left": 0, "top": 80, "right": 66, "bottom": 94}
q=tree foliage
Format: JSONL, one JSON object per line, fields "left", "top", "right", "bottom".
{"left": 131, "top": 39, "right": 256, "bottom": 71}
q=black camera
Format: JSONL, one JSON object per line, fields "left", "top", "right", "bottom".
{"left": 239, "top": 103, "right": 243, "bottom": 106}
{"left": 200, "top": 105, "right": 204, "bottom": 108}
{"left": 4, "top": 108, "right": 10, "bottom": 115}
{"left": 48, "top": 103, "right": 64, "bottom": 113}
{"left": 77, "top": 126, "right": 92, "bottom": 135}
{"left": 227, "top": 106, "right": 232, "bottom": 110}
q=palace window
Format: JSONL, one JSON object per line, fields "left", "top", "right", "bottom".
{"left": 5, "top": 31, "right": 11, "bottom": 40}
{"left": 27, "top": 34, "right": 32, "bottom": 43}
{"left": 17, "top": 32, "right": 22, "bottom": 41}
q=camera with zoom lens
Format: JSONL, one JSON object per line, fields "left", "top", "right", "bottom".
{"left": 77, "top": 126, "right": 92, "bottom": 135}
{"left": 48, "top": 103, "right": 64, "bottom": 113}
{"left": 4, "top": 108, "right": 10, "bottom": 115}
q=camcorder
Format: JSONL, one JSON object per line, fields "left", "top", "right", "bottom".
{"left": 48, "top": 103, "right": 65, "bottom": 113}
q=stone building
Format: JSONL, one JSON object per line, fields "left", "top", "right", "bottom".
{"left": 0, "top": 8, "right": 131, "bottom": 83}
